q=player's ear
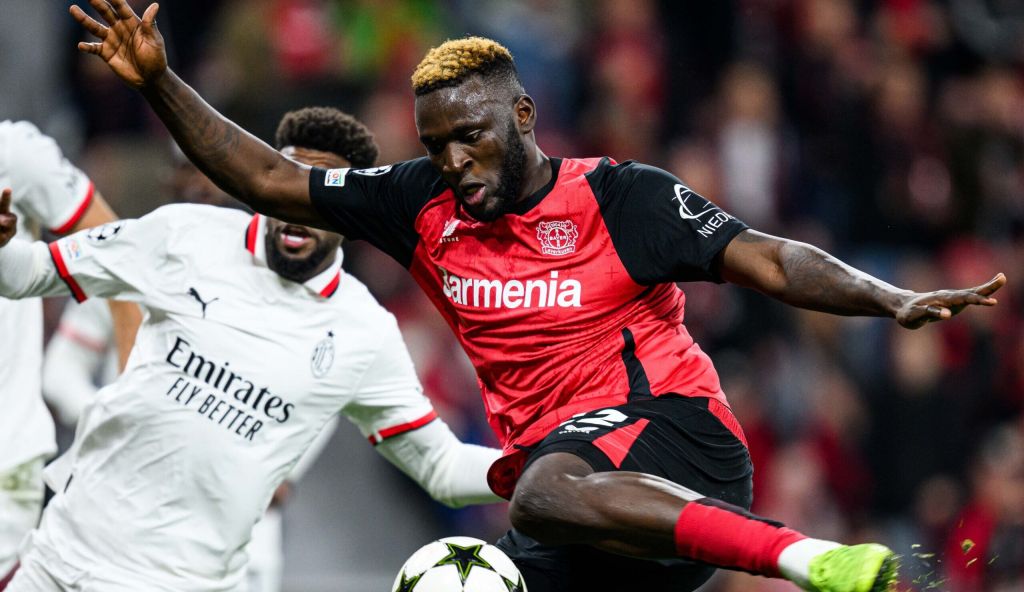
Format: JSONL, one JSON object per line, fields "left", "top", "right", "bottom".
{"left": 514, "top": 94, "right": 536, "bottom": 134}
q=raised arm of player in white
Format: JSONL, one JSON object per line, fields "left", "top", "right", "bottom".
{"left": 376, "top": 419, "right": 502, "bottom": 508}
{"left": 342, "top": 311, "right": 502, "bottom": 508}
{"left": 0, "top": 236, "right": 66, "bottom": 299}
{"left": 2, "top": 120, "right": 141, "bottom": 370}
{"left": 0, "top": 196, "right": 172, "bottom": 302}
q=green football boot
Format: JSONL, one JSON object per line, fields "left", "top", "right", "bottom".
{"left": 806, "top": 543, "right": 899, "bottom": 592}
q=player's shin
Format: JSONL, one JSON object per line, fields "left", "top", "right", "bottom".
{"left": 672, "top": 498, "right": 901, "bottom": 592}
{"left": 673, "top": 497, "right": 807, "bottom": 578}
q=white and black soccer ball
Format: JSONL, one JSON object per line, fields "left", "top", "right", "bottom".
{"left": 391, "top": 536, "right": 527, "bottom": 592}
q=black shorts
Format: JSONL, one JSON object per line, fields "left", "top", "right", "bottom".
{"left": 496, "top": 395, "right": 753, "bottom": 592}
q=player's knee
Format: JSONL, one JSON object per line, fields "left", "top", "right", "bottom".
{"left": 508, "top": 479, "right": 557, "bottom": 537}
{"left": 508, "top": 453, "right": 592, "bottom": 542}
{"left": 512, "top": 479, "right": 569, "bottom": 540}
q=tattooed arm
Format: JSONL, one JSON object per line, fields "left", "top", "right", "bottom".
{"left": 70, "top": 0, "right": 319, "bottom": 227}
{"left": 142, "top": 71, "right": 318, "bottom": 225}
{"left": 717, "top": 230, "right": 1005, "bottom": 329}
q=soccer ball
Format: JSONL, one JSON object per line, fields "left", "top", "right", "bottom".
{"left": 391, "top": 536, "right": 527, "bottom": 591}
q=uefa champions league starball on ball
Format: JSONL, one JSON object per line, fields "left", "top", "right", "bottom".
{"left": 391, "top": 536, "right": 527, "bottom": 591}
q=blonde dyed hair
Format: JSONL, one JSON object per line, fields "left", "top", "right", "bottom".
{"left": 412, "top": 37, "right": 520, "bottom": 96}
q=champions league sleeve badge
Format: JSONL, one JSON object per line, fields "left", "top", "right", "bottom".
{"left": 86, "top": 221, "right": 126, "bottom": 244}
{"left": 311, "top": 330, "right": 336, "bottom": 378}
{"left": 351, "top": 165, "right": 393, "bottom": 176}
{"left": 536, "top": 220, "right": 579, "bottom": 256}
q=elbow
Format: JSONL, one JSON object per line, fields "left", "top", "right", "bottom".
{"left": 759, "top": 240, "right": 804, "bottom": 296}
{"left": 243, "top": 160, "right": 309, "bottom": 224}
{"left": 239, "top": 170, "right": 278, "bottom": 214}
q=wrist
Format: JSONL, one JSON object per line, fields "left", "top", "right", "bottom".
{"left": 140, "top": 67, "right": 174, "bottom": 97}
{"left": 885, "top": 289, "right": 915, "bottom": 318}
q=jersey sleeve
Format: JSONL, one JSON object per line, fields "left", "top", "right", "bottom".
{"left": 48, "top": 207, "right": 177, "bottom": 303}
{"left": 374, "top": 419, "right": 503, "bottom": 508}
{"left": 3, "top": 121, "right": 94, "bottom": 234}
{"left": 587, "top": 159, "right": 749, "bottom": 284}
{"left": 307, "top": 158, "right": 443, "bottom": 267}
{"left": 341, "top": 317, "right": 437, "bottom": 445}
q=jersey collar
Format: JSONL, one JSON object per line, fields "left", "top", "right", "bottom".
{"left": 506, "top": 157, "right": 563, "bottom": 216}
{"left": 244, "top": 214, "right": 342, "bottom": 299}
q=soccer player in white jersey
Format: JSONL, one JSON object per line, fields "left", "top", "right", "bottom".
{"left": 42, "top": 294, "right": 339, "bottom": 592}
{"left": 43, "top": 296, "right": 340, "bottom": 592}
{"left": 39, "top": 108, "right": 384, "bottom": 592}
{"left": 0, "top": 121, "right": 139, "bottom": 587}
{"left": 0, "top": 129, "right": 502, "bottom": 591}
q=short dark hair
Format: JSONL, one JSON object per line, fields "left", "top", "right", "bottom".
{"left": 274, "top": 107, "right": 379, "bottom": 169}
{"left": 411, "top": 36, "right": 523, "bottom": 97}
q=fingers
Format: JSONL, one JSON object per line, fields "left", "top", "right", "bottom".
{"left": 108, "top": 0, "right": 140, "bottom": 21}
{"left": 142, "top": 2, "right": 159, "bottom": 25}
{"left": 86, "top": 0, "right": 119, "bottom": 26}
{"left": 77, "top": 41, "right": 104, "bottom": 56}
{"left": 141, "top": 3, "right": 160, "bottom": 33}
{"left": 929, "top": 290, "right": 997, "bottom": 310}
{"left": 70, "top": 5, "right": 108, "bottom": 40}
{"left": 974, "top": 273, "right": 1006, "bottom": 297}
{"left": 954, "top": 291, "right": 996, "bottom": 306}
{"left": 924, "top": 305, "right": 951, "bottom": 320}
{"left": 0, "top": 189, "right": 16, "bottom": 247}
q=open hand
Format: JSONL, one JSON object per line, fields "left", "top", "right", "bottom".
{"left": 71, "top": 0, "right": 166, "bottom": 89}
{"left": 0, "top": 188, "right": 18, "bottom": 248}
{"left": 896, "top": 273, "right": 1007, "bottom": 329}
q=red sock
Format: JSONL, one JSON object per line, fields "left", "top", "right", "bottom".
{"left": 674, "top": 498, "right": 806, "bottom": 577}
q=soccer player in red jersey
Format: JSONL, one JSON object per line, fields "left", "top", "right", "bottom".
{"left": 71, "top": 2, "right": 1007, "bottom": 590}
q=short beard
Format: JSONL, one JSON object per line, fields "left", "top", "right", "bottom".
{"left": 264, "top": 233, "right": 336, "bottom": 284}
{"left": 475, "top": 120, "right": 527, "bottom": 222}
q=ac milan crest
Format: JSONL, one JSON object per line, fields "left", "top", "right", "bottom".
{"left": 536, "top": 220, "right": 579, "bottom": 256}
{"left": 311, "top": 330, "right": 335, "bottom": 378}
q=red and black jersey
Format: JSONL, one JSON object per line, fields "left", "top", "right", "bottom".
{"left": 310, "top": 157, "right": 749, "bottom": 496}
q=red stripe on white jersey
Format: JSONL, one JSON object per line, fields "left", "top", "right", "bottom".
{"left": 48, "top": 242, "right": 87, "bottom": 303}
{"left": 50, "top": 181, "right": 95, "bottom": 235}
{"left": 319, "top": 272, "right": 341, "bottom": 298}
{"left": 368, "top": 410, "right": 439, "bottom": 445}
{"left": 0, "top": 560, "right": 19, "bottom": 589}
{"left": 245, "top": 214, "right": 260, "bottom": 254}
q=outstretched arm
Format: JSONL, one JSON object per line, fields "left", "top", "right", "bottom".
{"left": 60, "top": 191, "right": 140, "bottom": 372}
{"left": 70, "top": 0, "right": 320, "bottom": 227}
{"left": 0, "top": 189, "right": 69, "bottom": 299}
{"left": 376, "top": 419, "right": 503, "bottom": 508}
{"left": 718, "top": 229, "right": 1006, "bottom": 329}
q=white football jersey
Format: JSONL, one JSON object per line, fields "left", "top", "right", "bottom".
{"left": 33, "top": 204, "right": 436, "bottom": 590}
{"left": 0, "top": 120, "right": 94, "bottom": 472}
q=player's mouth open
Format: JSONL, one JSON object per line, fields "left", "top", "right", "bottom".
{"left": 279, "top": 225, "right": 313, "bottom": 250}
{"left": 460, "top": 184, "right": 486, "bottom": 206}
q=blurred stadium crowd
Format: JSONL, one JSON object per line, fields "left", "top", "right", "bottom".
{"left": 2, "top": 0, "right": 1021, "bottom": 590}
